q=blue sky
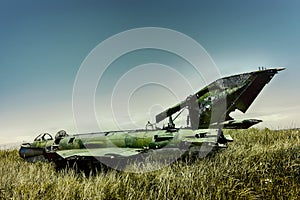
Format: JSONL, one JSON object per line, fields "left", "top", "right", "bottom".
{"left": 0, "top": 0, "right": 299, "bottom": 144}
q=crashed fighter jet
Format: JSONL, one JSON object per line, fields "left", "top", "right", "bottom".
{"left": 19, "top": 68, "right": 284, "bottom": 169}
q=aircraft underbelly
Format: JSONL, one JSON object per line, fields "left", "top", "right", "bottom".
{"left": 56, "top": 147, "right": 142, "bottom": 159}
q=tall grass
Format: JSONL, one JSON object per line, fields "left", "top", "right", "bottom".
{"left": 1, "top": 129, "right": 299, "bottom": 199}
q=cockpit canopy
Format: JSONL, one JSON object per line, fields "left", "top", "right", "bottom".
{"left": 34, "top": 133, "right": 53, "bottom": 141}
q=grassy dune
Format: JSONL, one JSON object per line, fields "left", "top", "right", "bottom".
{"left": 1, "top": 129, "right": 300, "bottom": 199}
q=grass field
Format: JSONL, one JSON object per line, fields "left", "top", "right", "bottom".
{"left": 1, "top": 129, "right": 300, "bottom": 199}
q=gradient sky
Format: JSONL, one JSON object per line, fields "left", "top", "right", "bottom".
{"left": 1, "top": 0, "right": 300, "bottom": 145}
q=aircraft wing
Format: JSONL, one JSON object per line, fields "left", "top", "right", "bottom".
{"left": 217, "top": 67, "right": 285, "bottom": 114}
{"left": 156, "top": 68, "right": 284, "bottom": 128}
{"left": 55, "top": 147, "right": 143, "bottom": 159}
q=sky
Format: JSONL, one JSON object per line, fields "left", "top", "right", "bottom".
{"left": 0, "top": 0, "right": 300, "bottom": 145}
